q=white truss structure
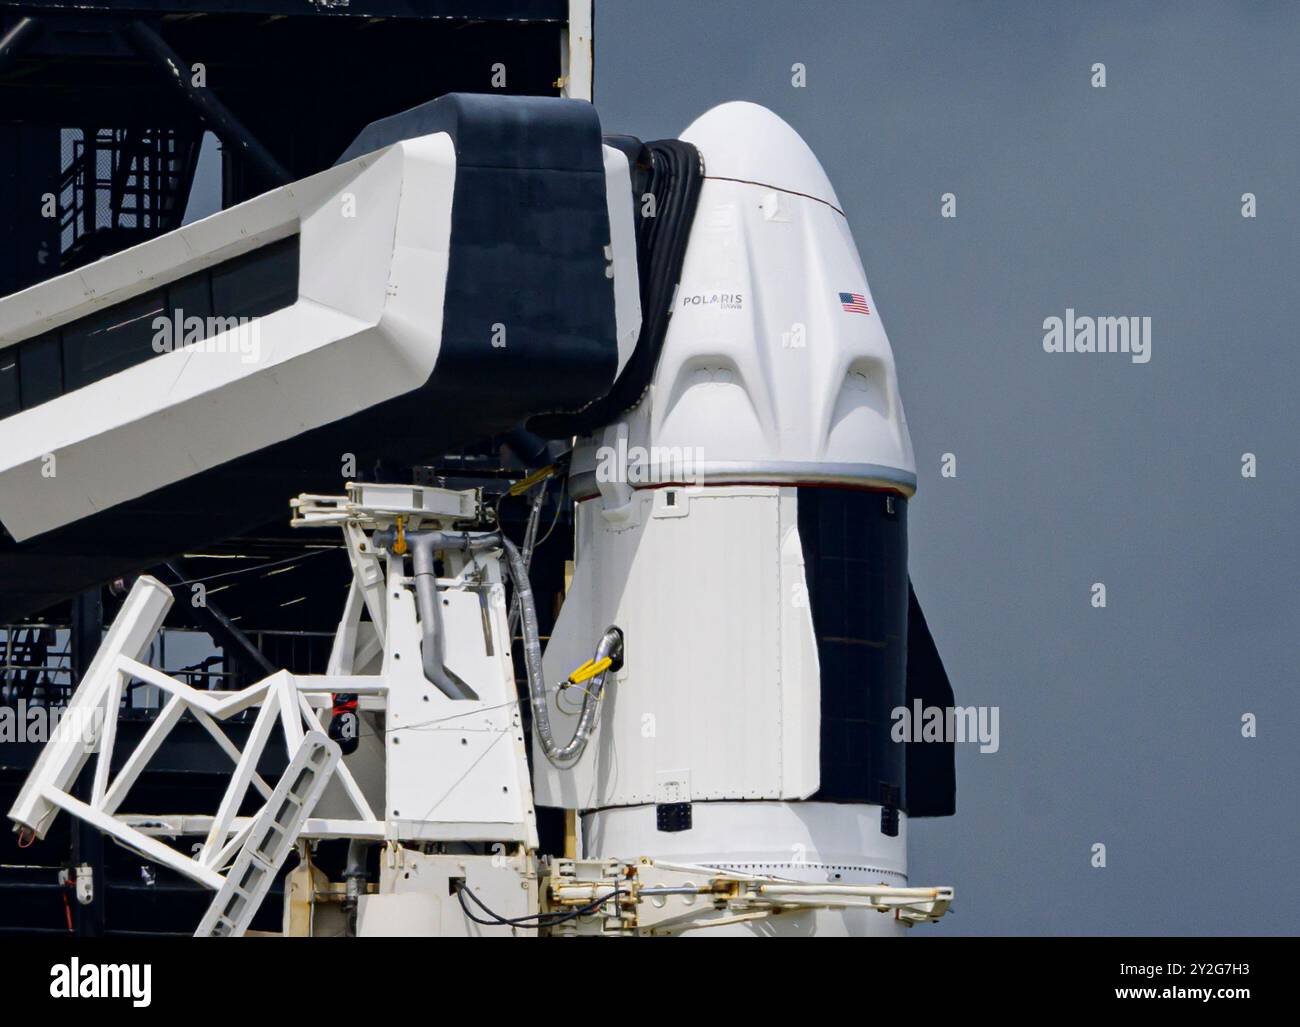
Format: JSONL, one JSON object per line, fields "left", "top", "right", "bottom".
{"left": 7, "top": 574, "right": 349, "bottom": 934}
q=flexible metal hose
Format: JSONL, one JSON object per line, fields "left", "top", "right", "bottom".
{"left": 375, "top": 524, "right": 619, "bottom": 765}
{"left": 499, "top": 536, "right": 621, "bottom": 768}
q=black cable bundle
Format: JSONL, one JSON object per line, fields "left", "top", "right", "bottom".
{"left": 457, "top": 883, "right": 623, "bottom": 931}
{"left": 530, "top": 139, "right": 704, "bottom": 438}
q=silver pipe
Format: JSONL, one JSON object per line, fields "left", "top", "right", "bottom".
{"left": 374, "top": 528, "right": 498, "bottom": 702}
{"left": 342, "top": 838, "right": 368, "bottom": 936}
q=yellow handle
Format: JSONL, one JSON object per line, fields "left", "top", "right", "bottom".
{"left": 509, "top": 464, "right": 556, "bottom": 497}
{"left": 568, "top": 656, "right": 612, "bottom": 685}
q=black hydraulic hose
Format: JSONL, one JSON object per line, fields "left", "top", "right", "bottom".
{"left": 530, "top": 139, "right": 705, "bottom": 437}
{"left": 456, "top": 882, "right": 622, "bottom": 929}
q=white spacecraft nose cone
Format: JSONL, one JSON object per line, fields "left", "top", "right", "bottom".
{"left": 679, "top": 101, "right": 843, "bottom": 211}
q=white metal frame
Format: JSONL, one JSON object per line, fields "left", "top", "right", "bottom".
{"left": 547, "top": 858, "right": 953, "bottom": 935}
{"left": 7, "top": 575, "right": 356, "bottom": 890}
{"left": 9, "top": 482, "right": 539, "bottom": 933}
{"left": 561, "top": 0, "right": 594, "bottom": 101}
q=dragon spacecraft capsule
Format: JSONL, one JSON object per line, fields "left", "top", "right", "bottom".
{"left": 538, "top": 102, "right": 955, "bottom": 936}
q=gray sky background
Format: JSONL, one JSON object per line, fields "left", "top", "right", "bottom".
{"left": 596, "top": 0, "right": 1298, "bottom": 935}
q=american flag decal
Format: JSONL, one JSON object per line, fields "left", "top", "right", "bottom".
{"left": 839, "top": 292, "right": 870, "bottom": 314}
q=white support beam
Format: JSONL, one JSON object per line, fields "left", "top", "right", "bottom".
{"left": 199, "top": 690, "right": 281, "bottom": 867}
{"left": 277, "top": 674, "right": 305, "bottom": 752}
{"left": 118, "top": 656, "right": 273, "bottom": 718}
{"left": 8, "top": 576, "right": 172, "bottom": 838}
{"left": 190, "top": 708, "right": 275, "bottom": 801}
{"left": 288, "top": 675, "right": 389, "bottom": 695}
{"left": 562, "top": 0, "right": 594, "bottom": 101}
{"left": 300, "top": 818, "right": 387, "bottom": 840}
{"left": 121, "top": 814, "right": 251, "bottom": 837}
{"left": 89, "top": 673, "right": 124, "bottom": 808}
{"left": 209, "top": 817, "right": 255, "bottom": 872}
{"left": 103, "top": 694, "right": 185, "bottom": 815}
{"left": 326, "top": 580, "right": 364, "bottom": 675}
{"left": 46, "top": 789, "right": 224, "bottom": 890}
